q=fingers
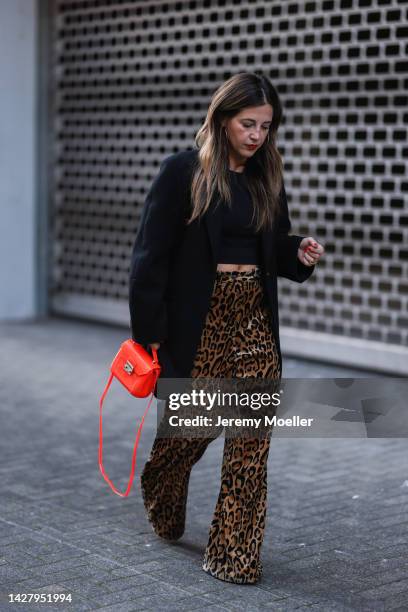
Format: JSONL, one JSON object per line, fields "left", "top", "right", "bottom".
{"left": 306, "top": 248, "right": 320, "bottom": 259}
{"left": 299, "top": 238, "right": 324, "bottom": 266}
{"left": 303, "top": 248, "right": 315, "bottom": 266}
{"left": 309, "top": 245, "right": 324, "bottom": 255}
{"left": 305, "top": 239, "right": 324, "bottom": 263}
{"left": 304, "top": 245, "right": 320, "bottom": 265}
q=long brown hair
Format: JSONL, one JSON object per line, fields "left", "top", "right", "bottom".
{"left": 187, "top": 72, "right": 284, "bottom": 232}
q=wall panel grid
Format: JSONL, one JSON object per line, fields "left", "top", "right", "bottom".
{"left": 50, "top": 0, "right": 408, "bottom": 372}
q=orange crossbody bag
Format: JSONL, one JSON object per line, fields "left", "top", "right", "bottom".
{"left": 98, "top": 340, "right": 161, "bottom": 497}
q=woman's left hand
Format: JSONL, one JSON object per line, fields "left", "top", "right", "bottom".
{"left": 298, "top": 237, "right": 325, "bottom": 267}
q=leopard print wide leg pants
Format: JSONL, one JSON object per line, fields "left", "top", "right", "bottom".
{"left": 140, "top": 268, "right": 281, "bottom": 584}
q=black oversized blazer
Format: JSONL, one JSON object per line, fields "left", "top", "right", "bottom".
{"left": 129, "top": 148, "right": 315, "bottom": 396}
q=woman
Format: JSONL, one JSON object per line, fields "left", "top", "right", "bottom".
{"left": 129, "top": 72, "right": 324, "bottom": 584}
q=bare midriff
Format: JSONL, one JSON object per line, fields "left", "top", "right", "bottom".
{"left": 216, "top": 263, "right": 259, "bottom": 272}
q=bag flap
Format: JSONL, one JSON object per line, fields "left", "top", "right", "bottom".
{"left": 112, "top": 340, "right": 157, "bottom": 377}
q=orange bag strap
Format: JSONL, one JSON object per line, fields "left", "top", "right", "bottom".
{"left": 98, "top": 369, "right": 160, "bottom": 497}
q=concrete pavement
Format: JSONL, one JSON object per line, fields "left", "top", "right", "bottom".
{"left": 0, "top": 317, "right": 407, "bottom": 611}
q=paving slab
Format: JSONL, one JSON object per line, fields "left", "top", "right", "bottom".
{"left": 0, "top": 317, "right": 407, "bottom": 611}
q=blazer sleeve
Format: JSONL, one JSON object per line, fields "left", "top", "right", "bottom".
{"left": 128, "top": 154, "right": 186, "bottom": 344}
{"left": 276, "top": 182, "right": 315, "bottom": 283}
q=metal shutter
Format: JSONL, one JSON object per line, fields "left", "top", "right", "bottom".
{"left": 50, "top": 0, "right": 408, "bottom": 369}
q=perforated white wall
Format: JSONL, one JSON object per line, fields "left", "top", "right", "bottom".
{"left": 50, "top": 0, "right": 408, "bottom": 372}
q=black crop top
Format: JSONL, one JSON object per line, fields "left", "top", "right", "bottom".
{"left": 217, "top": 169, "right": 262, "bottom": 265}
